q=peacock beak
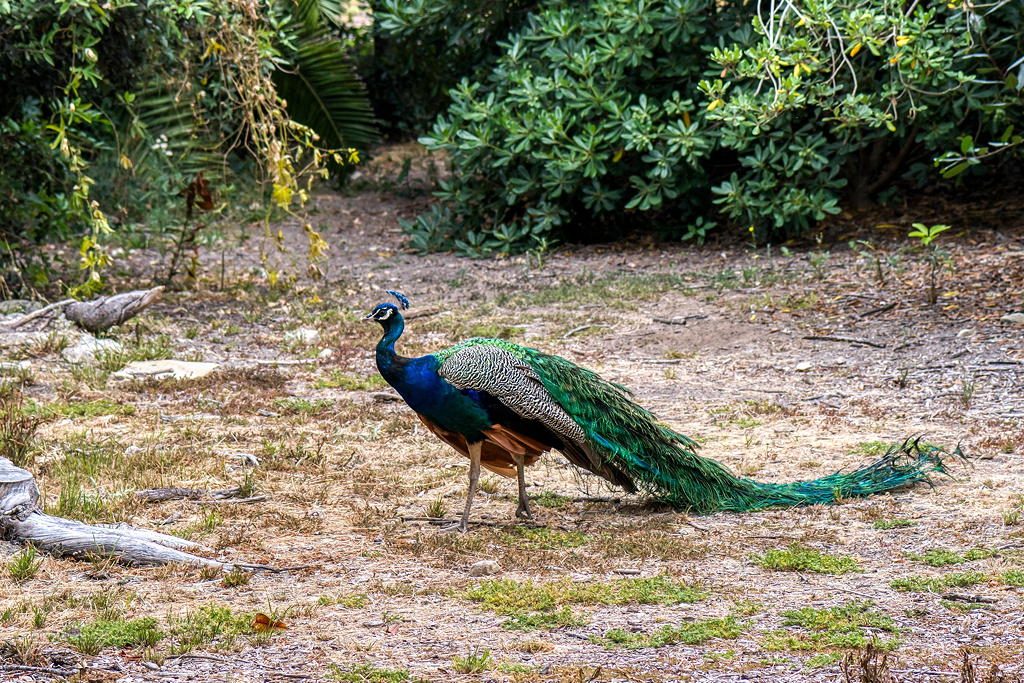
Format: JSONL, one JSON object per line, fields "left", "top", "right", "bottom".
{"left": 362, "top": 312, "right": 375, "bottom": 321}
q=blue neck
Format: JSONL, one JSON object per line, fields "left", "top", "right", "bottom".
{"left": 375, "top": 312, "right": 406, "bottom": 377}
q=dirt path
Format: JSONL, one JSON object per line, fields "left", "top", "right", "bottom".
{"left": 1, "top": 185, "right": 1022, "bottom": 683}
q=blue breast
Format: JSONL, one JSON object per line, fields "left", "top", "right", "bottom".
{"left": 378, "top": 353, "right": 493, "bottom": 440}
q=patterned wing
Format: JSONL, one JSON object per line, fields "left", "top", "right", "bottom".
{"left": 437, "top": 343, "right": 588, "bottom": 450}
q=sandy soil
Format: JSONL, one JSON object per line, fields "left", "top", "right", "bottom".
{"left": 1, "top": 174, "right": 1023, "bottom": 683}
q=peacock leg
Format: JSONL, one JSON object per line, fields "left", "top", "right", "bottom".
{"left": 457, "top": 441, "right": 483, "bottom": 533}
{"left": 513, "top": 455, "right": 533, "bottom": 520}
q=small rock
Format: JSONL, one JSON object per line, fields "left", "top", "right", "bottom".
{"left": 285, "top": 327, "right": 319, "bottom": 344}
{"left": 62, "top": 336, "right": 123, "bottom": 364}
{"left": 468, "top": 560, "right": 502, "bottom": 577}
{"left": 795, "top": 361, "right": 813, "bottom": 372}
{"left": 612, "top": 568, "right": 641, "bottom": 576}
{"left": 0, "top": 299, "right": 40, "bottom": 315}
{"left": 1001, "top": 313, "right": 1024, "bottom": 325}
{"left": 0, "top": 360, "right": 31, "bottom": 374}
{"left": 318, "top": 348, "right": 334, "bottom": 360}
{"left": 113, "top": 359, "right": 219, "bottom": 381}
{"left": 233, "top": 453, "right": 260, "bottom": 467}
{"left": 0, "top": 331, "right": 50, "bottom": 351}
{"left": 124, "top": 445, "right": 145, "bottom": 457}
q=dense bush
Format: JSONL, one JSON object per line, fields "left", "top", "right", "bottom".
{"left": 0, "top": 0, "right": 375, "bottom": 295}
{"left": 382, "top": 0, "right": 1024, "bottom": 254}
{"left": 364, "top": 0, "right": 538, "bottom": 138}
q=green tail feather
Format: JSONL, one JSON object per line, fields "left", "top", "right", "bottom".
{"left": 524, "top": 349, "right": 963, "bottom": 514}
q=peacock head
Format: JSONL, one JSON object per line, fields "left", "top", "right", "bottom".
{"left": 364, "top": 290, "right": 410, "bottom": 328}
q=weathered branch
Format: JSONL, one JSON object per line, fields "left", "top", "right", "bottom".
{"left": 0, "top": 457, "right": 222, "bottom": 567}
{"left": 0, "top": 287, "right": 164, "bottom": 334}
{"left": 63, "top": 287, "right": 165, "bottom": 333}
{"left": 0, "top": 299, "right": 75, "bottom": 330}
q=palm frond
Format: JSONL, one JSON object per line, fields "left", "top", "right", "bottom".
{"left": 275, "top": 1, "right": 377, "bottom": 151}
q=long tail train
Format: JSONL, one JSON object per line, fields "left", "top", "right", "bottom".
{"left": 529, "top": 350, "right": 965, "bottom": 513}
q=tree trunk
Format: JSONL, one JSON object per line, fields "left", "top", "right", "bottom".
{"left": 0, "top": 457, "right": 222, "bottom": 567}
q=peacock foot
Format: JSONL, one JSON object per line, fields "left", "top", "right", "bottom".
{"left": 515, "top": 504, "right": 534, "bottom": 520}
{"left": 439, "top": 518, "right": 470, "bottom": 533}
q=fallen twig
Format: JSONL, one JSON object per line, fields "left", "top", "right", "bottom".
{"left": 636, "top": 358, "right": 685, "bottom": 365}
{"left": 230, "top": 562, "right": 318, "bottom": 573}
{"left": 563, "top": 323, "right": 609, "bottom": 339}
{"left": 0, "top": 299, "right": 75, "bottom": 330}
{"left": 941, "top": 592, "right": 998, "bottom": 604}
{"left": 165, "top": 653, "right": 312, "bottom": 679}
{"left": 0, "top": 665, "right": 78, "bottom": 678}
{"left": 400, "top": 516, "right": 542, "bottom": 529}
{"left": 858, "top": 302, "right": 896, "bottom": 318}
{"left": 136, "top": 486, "right": 246, "bottom": 503}
{"left": 653, "top": 315, "right": 708, "bottom": 325}
{"left": 803, "top": 335, "right": 886, "bottom": 349}
{"left": 890, "top": 669, "right": 958, "bottom": 677}
{"left": 196, "top": 495, "right": 267, "bottom": 505}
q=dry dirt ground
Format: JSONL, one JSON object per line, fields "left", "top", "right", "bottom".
{"left": 2, "top": 174, "right": 1024, "bottom": 682}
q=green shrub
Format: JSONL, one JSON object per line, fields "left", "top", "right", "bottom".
{"left": 384, "top": 0, "right": 1024, "bottom": 254}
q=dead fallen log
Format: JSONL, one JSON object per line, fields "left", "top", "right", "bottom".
{"left": 0, "top": 287, "right": 163, "bottom": 334}
{"left": 1, "top": 456, "right": 221, "bottom": 567}
{"left": 63, "top": 287, "right": 164, "bottom": 333}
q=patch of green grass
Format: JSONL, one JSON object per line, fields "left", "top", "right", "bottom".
{"left": 220, "top": 567, "right": 251, "bottom": 588}
{"left": 165, "top": 604, "right": 254, "bottom": 654}
{"left": 890, "top": 571, "right": 987, "bottom": 593}
{"left": 755, "top": 545, "right": 861, "bottom": 575}
{"left": 805, "top": 652, "right": 843, "bottom": 669}
{"left": 1, "top": 392, "right": 44, "bottom": 467}
{"left": 592, "top": 617, "right": 743, "bottom": 649}
{"left": 27, "top": 398, "right": 134, "bottom": 419}
{"left": 496, "top": 661, "right": 536, "bottom": 676}
{"left": 318, "top": 594, "right": 369, "bottom": 609}
{"left": 274, "top": 397, "right": 333, "bottom": 416}
{"left": 452, "top": 648, "right": 492, "bottom": 674}
{"left": 532, "top": 491, "right": 571, "bottom": 509}
{"left": 940, "top": 600, "right": 987, "bottom": 612}
{"left": 6, "top": 546, "right": 41, "bottom": 582}
{"left": 314, "top": 371, "right": 387, "bottom": 391}
{"left": 908, "top": 548, "right": 996, "bottom": 567}
{"left": 762, "top": 602, "right": 898, "bottom": 652}
{"left": 328, "top": 664, "right": 411, "bottom": 682}
{"left": 46, "top": 475, "right": 113, "bottom": 523}
{"left": 873, "top": 518, "right": 916, "bottom": 530}
{"left": 97, "top": 334, "right": 175, "bottom": 372}
{"left": 65, "top": 618, "right": 163, "bottom": 654}
{"left": 1003, "top": 570, "right": 1024, "bottom": 587}
{"left": 462, "top": 576, "right": 703, "bottom": 631}
{"left": 852, "top": 441, "right": 891, "bottom": 457}
{"left": 503, "top": 607, "right": 584, "bottom": 631}
{"left": 499, "top": 526, "right": 588, "bottom": 550}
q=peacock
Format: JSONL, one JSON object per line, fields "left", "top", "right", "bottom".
{"left": 366, "top": 291, "right": 961, "bottom": 531}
